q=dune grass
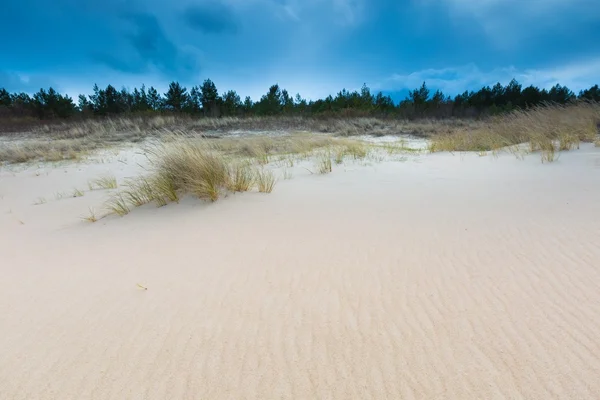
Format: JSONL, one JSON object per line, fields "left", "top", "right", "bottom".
{"left": 81, "top": 207, "right": 99, "bottom": 223}
{"left": 429, "top": 102, "right": 600, "bottom": 162}
{"left": 91, "top": 174, "right": 118, "bottom": 190}
{"left": 228, "top": 162, "right": 255, "bottom": 192}
{"left": 256, "top": 168, "right": 276, "bottom": 193}
{"left": 316, "top": 151, "right": 333, "bottom": 174}
{"left": 0, "top": 139, "right": 89, "bottom": 164}
{"left": 106, "top": 193, "right": 131, "bottom": 216}
{"left": 103, "top": 135, "right": 280, "bottom": 216}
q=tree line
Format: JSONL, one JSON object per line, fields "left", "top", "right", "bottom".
{"left": 1, "top": 79, "right": 599, "bottom": 121}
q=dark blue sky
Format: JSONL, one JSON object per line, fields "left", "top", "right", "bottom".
{"left": 1, "top": 0, "right": 599, "bottom": 101}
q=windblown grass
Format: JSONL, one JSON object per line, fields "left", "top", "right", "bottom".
{"left": 429, "top": 102, "right": 600, "bottom": 162}
{"left": 316, "top": 151, "right": 333, "bottom": 174}
{"left": 106, "top": 193, "right": 131, "bottom": 216}
{"left": 81, "top": 207, "right": 99, "bottom": 223}
{"left": 0, "top": 139, "right": 88, "bottom": 164}
{"left": 228, "top": 162, "right": 255, "bottom": 192}
{"left": 341, "top": 141, "right": 369, "bottom": 159}
{"left": 91, "top": 174, "right": 118, "bottom": 190}
{"left": 148, "top": 137, "right": 230, "bottom": 202}
{"left": 256, "top": 169, "right": 276, "bottom": 193}
{"left": 209, "top": 133, "right": 335, "bottom": 161}
{"left": 103, "top": 135, "right": 280, "bottom": 215}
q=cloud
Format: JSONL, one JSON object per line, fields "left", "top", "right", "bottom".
{"left": 183, "top": 2, "right": 238, "bottom": 34}
{"left": 422, "top": 0, "right": 600, "bottom": 48}
{"left": 386, "top": 58, "right": 600, "bottom": 95}
{"left": 94, "top": 12, "right": 197, "bottom": 76}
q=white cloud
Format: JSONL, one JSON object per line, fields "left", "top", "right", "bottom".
{"left": 386, "top": 58, "right": 600, "bottom": 95}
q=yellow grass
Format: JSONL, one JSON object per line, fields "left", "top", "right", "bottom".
{"left": 429, "top": 102, "right": 600, "bottom": 162}
{"left": 228, "top": 162, "right": 255, "bottom": 192}
{"left": 316, "top": 151, "right": 333, "bottom": 174}
{"left": 81, "top": 207, "right": 99, "bottom": 223}
{"left": 256, "top": 169, "right": 276, "bottom": 193}
{"left": 0, "top": 139, "right": 88, "bottom": 164}
{"left": 91, "top": 174, "right": 118, "bottom": 190}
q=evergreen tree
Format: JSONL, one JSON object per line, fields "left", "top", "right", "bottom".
{"left": 200, "top": 79, "right": 220, "bottom": 116}
{"left": 147, "top": 86, "right": 163, "bottom": 111}
{"left": 164, "top": 82, "right": 189, "bottom": 112}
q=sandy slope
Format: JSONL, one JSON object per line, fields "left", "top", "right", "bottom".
{"left": 1, "top": 143, "right": 600, "bottom": 399}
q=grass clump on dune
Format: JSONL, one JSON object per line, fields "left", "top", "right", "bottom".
{"left": 228, "top": 162, "right": 255, "bottom": 192}
{"left": 104, "top": 135, "right": 277, "bottom": 216}
{"left": 91, "top": 174, "right": 118, "bottom": 190}
{"left": 429, "top": 102, "right": 600, "bottom": 162}
{"left": 256, "top": 168, "right": 276, "bottom": 193}
{"left": 149, "top": 137, "right": 230, "bottom": 202}
{"left": 316, "top": 151, "right": 333, "bottom": 174}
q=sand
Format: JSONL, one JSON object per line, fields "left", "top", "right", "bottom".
{"left": 1, "top": 142, "right": 600, "bottom": 399}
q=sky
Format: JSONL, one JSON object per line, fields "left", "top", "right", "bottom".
{"left": 1, "top": 0, "right": 600, "bottom": 102}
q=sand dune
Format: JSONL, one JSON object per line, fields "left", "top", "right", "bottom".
{"left": 1, "top": 143, "right": 600, "bottom": 399}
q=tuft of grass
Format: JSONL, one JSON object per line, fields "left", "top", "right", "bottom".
{"left": 91, "top": 174, "right": 118, "bottom": 190}
{"left": 33, "top": 197, "right": 46, "bottom": 205}
{"left": 72, "top": 188, "right": 84, "bottom": 198}
{"left": 343, "top": 142, "right": 368, "bottom": 159}
{"left": 282, "top": 168, "right": 293, "bottom": 180}
{"left": 256, "top": 169, "right": 276, "bottom": 193}
{"left": 316, "top": 151, "right": 333, "bottom": 174}
{"left": 256, "top": 152, "right": 270, "bottom": 165}
{"left": 558, "top": 132, "right": 580, "bottom": 151}
{"left": 106, "top": 193, "right": 131, "bottom": 216}
{"left": 228, "top": 162, "right": 255, "bottom": 192}
{"left": 146, "top": 136, "right": 230, "bottom": 202}
{"left": 81, "top": 207, "right": 99, "bottom": 222}
{"left": 122, "top": 177, "right": 155, "bottom": 207}
{"left": 334, "top": 148, "right": 345, "bottom": 164}
{"left": 148, "top": 173, "right": 179, "bottom": 205}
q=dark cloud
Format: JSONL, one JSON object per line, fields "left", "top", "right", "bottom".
{"left": 93, "top": 12, "right": 197, "bottom": 76}
{"left": 182, "top": 2, "right": 238, "bottom": 34}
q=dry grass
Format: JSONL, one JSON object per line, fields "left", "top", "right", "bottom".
{"left": 0, "top": 139, "right": 88, "bottom": 164}
{"left": 429, "top": 102, "right": 600, "bottom": 162}
{"left": 81, "top": 207, "right": 99, "bottom": 223}
{"left": 228, "top": 162, "right": 255, "bottom": 192}
{"left": 341, "top": 141, "right": 369, "bottom": 159}
{"left": 91, "top": 174, "right": 118, "bottom": 190}
{"left": 20, "top": 115, "right": 470, "bottom": 139}
{"left": 147, "top": 137, "right": 230, "bottom": 202}
{"left": 1, "top": 113, "right": 448, "bottom": 165}
{"left": 209, "top": 133, "right": 335, "bottom": 160}
{"left": 103, "top": 135, "right": 280, "bottom": 215}
{"left": 106, "top": 193, "right": 131, "bottom": 216}
{"left": 256, "top": 169, "right": 276, "bottom": 193}
{"left": 316, "top": 151, "right": 333, "bottom": 174}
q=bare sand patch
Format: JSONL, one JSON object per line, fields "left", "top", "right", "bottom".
{"left": 1, "top": 141, "right": 599, "bottom": 399}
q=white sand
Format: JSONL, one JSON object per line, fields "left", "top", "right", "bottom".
{"left": 1, "top": 143, "right": 600, "bottom": 399}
